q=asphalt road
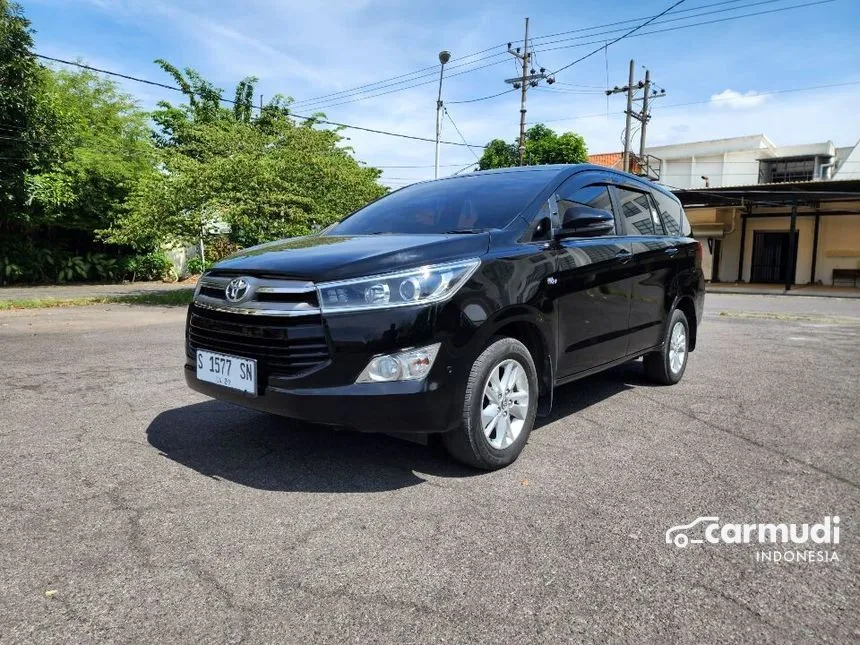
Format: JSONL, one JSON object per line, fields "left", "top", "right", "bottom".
{"left": 1, "top": 294, "right": 858, "bottom": 644}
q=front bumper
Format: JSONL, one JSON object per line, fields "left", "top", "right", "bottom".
{"left": 184, "top": 361, "right": 462, "bottom": 434}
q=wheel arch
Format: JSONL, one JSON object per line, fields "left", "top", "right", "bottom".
{"left": 674, "top": 295, "right": 698, "bottom": 351}
{"left": 488, "top": 314, "right": 555, "bottom": 416}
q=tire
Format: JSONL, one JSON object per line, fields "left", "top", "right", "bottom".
{"left": 644, "top": 308, "right": 689, "bottom": 385}
{"left": 442, "top": 337, "right": 538, "bottom": 470}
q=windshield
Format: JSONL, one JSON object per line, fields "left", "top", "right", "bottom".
{"left": 329, "top": 171, "right": 552, "bottom": 235}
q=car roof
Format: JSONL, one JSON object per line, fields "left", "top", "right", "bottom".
{"left": 414, "top": 163, "right": 680, "bottom": 203}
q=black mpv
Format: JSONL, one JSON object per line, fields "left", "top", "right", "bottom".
{"left": 186, "top": 164, "right": 704, "bottom": 469}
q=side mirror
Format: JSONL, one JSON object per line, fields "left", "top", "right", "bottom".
{"left": 555, "top": 205, "right": 615, "bottom": 239}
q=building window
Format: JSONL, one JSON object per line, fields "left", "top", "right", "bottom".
{"left": 759, "top": 157, "right": 815, "bottom": 183}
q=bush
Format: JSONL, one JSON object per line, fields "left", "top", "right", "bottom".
{"left": 0, "top": 241, "right": 126, "bottom": 284}
{"left": 186, "top": 256, "right": 208, "bottom": 276}
{"left": 125, "top": 252, "right": 175, "bottom": 282}
{"left": 207, "top": 236, "right": 242, "bottom": 262}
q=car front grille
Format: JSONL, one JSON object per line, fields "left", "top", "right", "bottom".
{"left": 186, "top": 304, "right": 330, "bottom": 380}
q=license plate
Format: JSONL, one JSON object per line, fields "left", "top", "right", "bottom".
{"left": 196, "top": 350, "right": 257, "bottom": 395}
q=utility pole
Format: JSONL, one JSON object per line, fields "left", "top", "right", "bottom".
{"left": 505, "top": 18, "right": 554, "bottom": 166}
{"left": 638, "top": 69, "right": 650, "bottom": 161}
{"left": 623, "top": 60, "right": 634, "bottom": 172}
{"left": 517, "top": 17, "right": 529, "bottom": 166}
{"left": 606, "top": 62, "right": 666, "bottom": 176}
{"left": 606, "top": 60, "right": 636, "bottom": 172}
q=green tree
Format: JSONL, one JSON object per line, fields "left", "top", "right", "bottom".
{"left": 478, "top": 138, "right": 517, "bottom": 170}
{"left": 26, "top": 67, "right": 155, "bottom": 234}
{"left": 477, "top": 124, "right": 588, "bottom": 169}
{"left": 0, "top": 0, "right": 155, "bottom": 283}
{"left": 105, "top": 64, "right": 386, "bottom": 253}
{"left": 0, "top": 0, "right": 46, "bottom": 222}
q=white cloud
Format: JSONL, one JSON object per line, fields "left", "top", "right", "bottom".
{"left": 709, "top": 89, "right": 768, "bottom": 109}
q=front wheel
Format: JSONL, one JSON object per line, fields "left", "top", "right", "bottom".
{"left": 442, "top": 337, "right": 538, "bottom": 470}
{"left": 643, "top": 308, "right": 689, "bottom": 385}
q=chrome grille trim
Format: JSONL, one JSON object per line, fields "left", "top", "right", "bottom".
{"left": 191, "top": 300, "right": 321, "bottom": 317}
{"left": 199, "top": 276, "right": 315, "bottom": 292}
{"left": 194, "top": 275, "right": 320, "bottom": 316}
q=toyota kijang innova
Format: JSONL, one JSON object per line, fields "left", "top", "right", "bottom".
{"left": 186, "top": 164, "right": 704, "bottom": 469}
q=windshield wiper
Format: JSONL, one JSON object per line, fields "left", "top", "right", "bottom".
{"left": 445, "top": 228, "right": 486, "bottom": 234}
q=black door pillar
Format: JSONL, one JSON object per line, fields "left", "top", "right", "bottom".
{"left": 737, "top": 212, "right": 748, "bottom": 282}
{"left": 785, "top": 200, "right": 798, "bottom": 291}
{"left": 810, "top": 212, "right": 821, "bottom": 284}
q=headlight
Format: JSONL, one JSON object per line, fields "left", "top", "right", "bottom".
{"left": 317, "top": 259, "right": 480, "bottom": 313}
{"left": 356, "top": 343, "right": 441, "bottom": 383}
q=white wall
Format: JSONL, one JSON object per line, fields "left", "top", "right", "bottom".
{"left": 648, "top": 135, "right": 839, "bottom": 189}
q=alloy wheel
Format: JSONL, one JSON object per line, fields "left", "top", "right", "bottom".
{"left": 481, "top": 358, "right": 530, "bottom": 450}
{"left": 668, "top": 321, "right": 687, "bottom": 375}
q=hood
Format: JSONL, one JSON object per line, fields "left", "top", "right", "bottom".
{"left": 211, "top": 233, "right": 490, "bottom": 282}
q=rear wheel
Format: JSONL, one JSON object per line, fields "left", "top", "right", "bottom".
{"left": 644, "top": 308, "right": 689, "bottom": 385}
{"left": 442, "top": 337, "right": 538, "bottom": 470}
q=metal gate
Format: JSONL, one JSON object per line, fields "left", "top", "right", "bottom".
{"left": 750, "top": 231, "right": 799, "bottom": 284}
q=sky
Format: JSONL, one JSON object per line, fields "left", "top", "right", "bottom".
{"left": 24, "top": 0, "right": 860, "bottom": 187}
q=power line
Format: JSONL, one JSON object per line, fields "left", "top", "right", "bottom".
{"left": 554, "top": 81, "right": 606, "bottom": 89}
{"left": 288, "top": 50, "right": 507, "bottom": 109}
{"left": 528, "top": 0, "right": 752, "bottom": 43}
{"left": 373, "top": 163, "right": 467, "bottom": 168}
{"left": 286, "top": 0, "right": 760, "bottom": 110}
{"left": 35, "top": 54, "right": 183, "bottom": 92}
{"left": 531, "top": 0, "right": 788, "bottom": 52}
{"left": 283, "top": 0, "right": 817, "bottom": 113}
{"left": 444, "top": 107, "right": 481, "bottom": 161}
{"left": 292, "top": 51, "right": 509, "bottom": 110}
{"left": 549, "top": 0, "right": 687, "bottom": 77}
{"left": 532, "top": 0, "right": 834, "bottom": 58}
{"left": 298, "top": 57, "right": 511, "bottom": 111}
{"left": 35, "top": 54, "right": 487, "bottom": 149}
{"left": 448, "top": 89, "right": 518, "bottom": 104}
{"left": 533, "top": 86, "right": 606, "bottom": 95}
{"left": 450, "top": 161, "right": 480, "bottom": 176}
{"left": 309, "top": 0, "right": 803, "bottom": 112}
{"left": 528, "top": 80, "right": 860, "bottom": 124}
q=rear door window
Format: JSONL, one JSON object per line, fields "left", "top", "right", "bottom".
{"left": 652, "top": 190, "right": 691, "bottom": 237}
{"left": 614, "top": 187, "right": 655, "bottom": 236}
{"left": 647, "top": 194, "right": 667, "bottom": 235}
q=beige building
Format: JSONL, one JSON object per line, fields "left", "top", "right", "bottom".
{"left": 646, "top": 135, "right": 860, "bottom": 288}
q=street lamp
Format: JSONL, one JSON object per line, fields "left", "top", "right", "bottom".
{"left": 435, "top": 50, "right": 451, "bottom": 179}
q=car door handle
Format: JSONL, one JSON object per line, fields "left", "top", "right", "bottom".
{"left": 664, "top": 247, "right": 679, "bottom": 256}
{"left": 615, "top": 249, "right": 633, "bottom": 264}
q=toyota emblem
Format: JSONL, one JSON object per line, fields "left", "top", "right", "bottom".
{"left": 225, "top": 278, "right": 250, "bottom": 303}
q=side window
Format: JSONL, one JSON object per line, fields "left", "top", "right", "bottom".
{"left": 529, "top": 200, "right": 553, "bottom": 241}
{"left": 558, "top": 184, "right": 616, "bottom": 236}
{"left": 652, "top": 190, "right": 691, "bottom": 237}
{"left": 647, "top": 194, "right": 667, "bottom": 235}
{"left": 615, "top": 187, "right": 655, "bottom": 235}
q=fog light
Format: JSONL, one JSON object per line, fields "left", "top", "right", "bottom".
{"left": 356, "top": 343, "right": 441, "bottom": 383}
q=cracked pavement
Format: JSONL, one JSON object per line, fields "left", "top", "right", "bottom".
{"left": 0, "top": 294, "right": 858, "bottom": 643}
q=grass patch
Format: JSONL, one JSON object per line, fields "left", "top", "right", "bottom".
{"left": 0, "top": 289, "right": 194, "bottom": 311}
